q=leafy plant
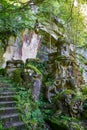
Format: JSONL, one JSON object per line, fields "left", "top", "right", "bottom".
{"left": 0, "top": 123, "right": 4, "bottom": 130}
{"left": 0, "top": 68, "right": 6, "bottom": 76}
{"left": 12, "top": 69, "right": 22, "bottom": 84}
{"left": 15, "top": 87, "right": 46, "bottom": 130}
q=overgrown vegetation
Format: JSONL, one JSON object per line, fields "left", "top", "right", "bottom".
{"left": 1, "top": 0, "right": 87, "bottom": 130}
{"left": 14, "top": 87, "right": 47, "bottom": 130}
{"left": 0, "top": 0, "right": 87, "bottom": 49}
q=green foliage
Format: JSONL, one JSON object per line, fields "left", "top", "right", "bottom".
{"left": 0, "top": 0, "right": 86, "bottom": 49}
{"left": 12, "top": 69, "right": 22, "bottom": 84}
{"left": 54, "top": 89, "right": 74, "bottom": 101}
{"left": 25, "top": 64, "right": 42, "bottom": 75}
{"left": 0, "top": 68, "right": 6, "bottom": 76}
{"left": 0, "top": 45, "right": 4, "bottom": 66}
{"left": 26, "top": 59, "right": 46, "bottom": 75}
{"left": 0, "top": 0, "right": 36, "bottom": 48}
{"left": 0, "top": 123, "right": 4, "bottom": 130}
{"left": 81, "top": 85, "right": 87, "bottom": 111}
{"left": 45, "top": 79, "right": 54, "bottom": 86}
{"left": 73, "top": 91, "right": 86, "bottom": 101}
{"left": 58, "top": 0, "right": 85, "bottom": 45}
{"left": 15, "top": 88, "right": 46, "bottom": 130}
{"left": 51, "top": 115, "right": 85, "bottom": 130}
{"left": 0, "top": 1, "right": 87, "bottom": 129}
{"left": 81, "top": 85, "right": 87, "bottom": 95}
{"left": 36, "top": 0, "right": 86, "bottom": 46}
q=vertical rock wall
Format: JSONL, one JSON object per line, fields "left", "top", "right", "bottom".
{"left": 3, "top": 29, "right": 41, "bottom": 67}
{"left": 48, "top": 41, "right": 83, "bottom": 89}
{"left": 46, "top": 40, "right": 83, "bottom": 118}
{"left": 22, "top": 29, "right": 41, "bottom": 62}
{"left": 0, "top": 41, "right": 4, "bottom": 67}
{"left": 76, "top": 48, "right": 87, "bottom": 84}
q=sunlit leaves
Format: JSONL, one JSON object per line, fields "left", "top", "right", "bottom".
{"left": 0, "top": 0, "right": 87, "bottom": 48}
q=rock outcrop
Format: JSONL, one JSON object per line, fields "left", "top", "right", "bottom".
{"left": 3, "top": 29, "right": 41, "bottom": 67}
{"left": 45, "top": 39, "right": 84, "bottom": 126}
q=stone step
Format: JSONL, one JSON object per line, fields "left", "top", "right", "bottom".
{"left": 0, "top": 113, "right": 20, "bottom": 123}
{"left": 0, "top": 80, "right": 26, "bottom": 129}
{"left": 0, "top": 85, "right": 13, "bottom": 89}
{"left": 0, "top": 95, "right": 16, "bottom": 101}
{"left": 0, "top": 85, "right": 9, "bottom": 88}
{"left": 4, "top": 121, "right": 25, "bottom": 129}
{"left": 0, "top": 88, "right": 16, "bottom": 90}
{"left": 0, "top": 90, "right": 16, "bottom": 94}
{"left": 0, "top": 101, "right": 16, "bottom": 107}
{"left": 0, "top": 95, "right": 15, "bottom": 98}
{"left": 0, "top": 107, "right": 18, "bottom": 114}
{"left": 0, "top": 91, "right": 16, "bottom": 95}
{"left": 0, "top": 113, "right": 20, "bottom": 119}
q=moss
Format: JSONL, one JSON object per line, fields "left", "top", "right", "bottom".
{"left": 54, "top": 89, "right": 75, "bottom": 101}
{"left": 0, "top": 46, "right": 4, "bottom": 67}
{"left": 0, "top": 123, "right": 4, "bottom": 130}
{"left": 25, "top": 59, "right": 46, "bottom": 75}
{"left": 50, "top": 116, "right": 84, "bottom": 130}
{"left": 72, "top": 91, "right": 86, "bottom": 101}
{"left": 0, "top": 68, "right": 6, "bottom": 76}
{"left": 50, "top": 117, "right": 69, "bottom": 130}
{"left": 6, "top": 60, "right": 24, "bottom": 68}
{"left": 81, "top": 85, "right": 87, "bottom": 95}
{"left": 12, "top": 68, "right": 22, "bottom": 84}
{"left": 69, "top": 121, "right": 84, "bottom": 130}
{"left": 82, "top": 109, "right": 87, "bottom": 119}
{"left": 15, "top": 88, "right": 45, "bottom": 130}
{"left": 63, "top": 89, "right": 75, "bottom": 95}
{"left": 25, "top": 64, "right": 42, "bottom": 76}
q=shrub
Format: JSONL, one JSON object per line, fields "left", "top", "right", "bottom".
{"left": 0, "top": 68, "right": 6, "bottom": 76}
{"left": 12, "top": 69, "right": 22, "bottom": 84}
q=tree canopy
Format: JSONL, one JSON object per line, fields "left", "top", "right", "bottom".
{"left": 0, "top": 0, "right": 87, "bottom": 48}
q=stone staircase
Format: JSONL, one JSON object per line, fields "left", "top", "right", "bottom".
{"left": 0, "top": 81, "right": 26, "bottom": 130}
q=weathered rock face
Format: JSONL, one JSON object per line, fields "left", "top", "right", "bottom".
{"left": 6, "top": 60, "right": 24, "bottom": 78}
{"left": 55, "top": 90, "right": 83, "bottom": 118}
{"left": 25, "top": 59, "right": 43, "bottom": 101}
{"left": 0, "top": 41, "right": 4, "bottom": 67}
{"left": 3, "top": 29, "right": 41, "bottom": 67}
{"left": 22, "top": 30, "right": 41, "bottom": 62}
{"left": 3, "top": 36, "right": 22, "bottom": 68}
{"left": 47, "top": 44, "right": 83, "bottom": 89}
{"left": 32, "top": 74, "right": 42, "bottom": 101}
{"left": 46, "top": 39, "right": 84, "bottom": 118}
{"left": 83, "top": 65, "right": 87, "bottom": 83}
{"left": 37, "top": 45, "right": 50, "bottom": 61}
{"left": 76, "top": 48, "right": 87, "bottom": 84}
